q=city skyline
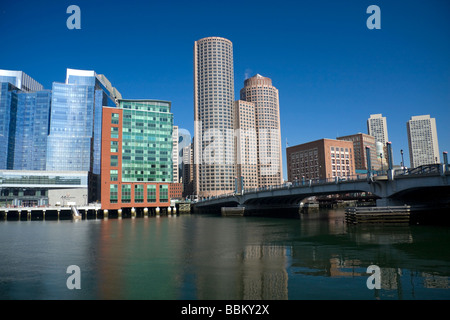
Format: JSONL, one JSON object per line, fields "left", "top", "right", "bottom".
{"left": 1, "top": 0, "right": 449, "bottom": 180}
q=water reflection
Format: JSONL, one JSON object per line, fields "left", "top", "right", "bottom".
{"left": 0, "top": 210, "right": 449, "bottom": 300}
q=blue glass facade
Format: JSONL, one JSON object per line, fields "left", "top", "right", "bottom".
{"left": 46, "top": 73, "right": 116, "bottom": 173}
{"left": 14, "top": 91, "right": 51, "bottom": 170}
{"left": 0, "top": 82, "right": 18, "bottom": 169}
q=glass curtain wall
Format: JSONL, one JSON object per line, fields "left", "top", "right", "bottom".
{"left": 120, "top": 100, "right": 173, "bottom": 183}
{"left": 46, "top": 75, "right": 116, "bottom": 172}
{"left": 14, "top": 91, "right": 51, "bottom": 170}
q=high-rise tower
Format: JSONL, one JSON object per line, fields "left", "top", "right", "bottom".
{"left": 240, "top": 74, "right": 282, "bottom": 187}
{"left": 407, "top": 115, "right": 440, "bottom": 168}
{"left": 367, "top": 114, "right": 389, "bottom": 146}
{"left": 367, "top": 113, "right": 390, "bottom": 167}
{"left": 194, "top": 37, "right": 235, "bottom": 197}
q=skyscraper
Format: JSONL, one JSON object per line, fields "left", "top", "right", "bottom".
{"left": 407, "top": 115, "right": 440, "bottom": 168}
{"left": 240, "top": 74, "right": 282, "bottom": 187}
{"left": 178, "top": 128, "right": 191, "bottom": 181}
{"left": 46, "top": 68, "right": 120, "bottom": 173}
{"left": 172, "top": 125, "right": 179, "bottom": 183}
{"left": 194, "top": 36, "right": 235, "bottom": 198}
{"left": 234, "top": 100, "right": 258, "bottom": 192}
{"left": 367, "top": 113, "right": 389, "bottom": 167}
{"left": 0, "top": 82, "right": 18, "bottom": 169}
{"left": 367, "top": 114, "right": 389, "bottom": 146}
{"left": 14, "top": 90, "right": 51, "bottom": 170}
{"left": 0, "top": 71, "right": 51, "bottom": 170}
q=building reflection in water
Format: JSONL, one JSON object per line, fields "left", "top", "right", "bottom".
{"left": 94, "top": 213, "right": 449, "bottom": 300}
{"left": 241, "top": 245, "right": 288, "bottom": 299}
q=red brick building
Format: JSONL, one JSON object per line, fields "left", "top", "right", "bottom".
{"left": 286, "top": 138, "right": 355, "bottom": 183}
{"left": 100, "top": 100, "right": 174, "bottom": 211}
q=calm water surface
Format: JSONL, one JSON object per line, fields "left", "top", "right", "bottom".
{"left": 0, "top": 209, "right": 449, "bottom": 300}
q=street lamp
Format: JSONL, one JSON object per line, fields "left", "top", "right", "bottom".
{"left": 400, "top": 149, "right": 405, "bottom": 173}
{"left": 380, "top": 153, "right": 383, "bottom": 174}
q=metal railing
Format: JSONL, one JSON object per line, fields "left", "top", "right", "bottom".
{"left": 196, "top": 174, "right": 369, "bottom": 203}
{"left": 195, "top": 164, "right": 449, "bottom": 204}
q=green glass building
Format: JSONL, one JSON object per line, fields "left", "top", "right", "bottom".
{"left": 119, "top": 99, "right": 173, "bottom": 183}
{"left": 101, "top": 99, "right": 174, "bottom": 210}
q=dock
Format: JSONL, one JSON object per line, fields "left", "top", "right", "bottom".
{"left": 0, "top": 205, "right": 103, "bottom": 221}
{"left": 345, "top": 206, "right": 411, "bottom": 224}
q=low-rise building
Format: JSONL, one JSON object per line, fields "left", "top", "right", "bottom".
{"left": 286, "top": 138, "right": 355, "bottom": 183}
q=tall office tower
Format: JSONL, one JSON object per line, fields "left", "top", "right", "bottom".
{"left": 240, "top": 74, "right": 282, "bottom": 187}
{"left": 0, "top": 70, "right": 44, "bottom": 92}
{"left": 407, "top": 115, "right": 440, "bottom": 168}
{"left": 178, "top": 128, "right": 191, "bottom": 176}
{"left": 0, "top": 82, "right": 19, "bottom": 169}
{"left": 337, "top": 133, "right": 380, "bottom": 171}
{"left": 182, "top": 144, "right": 194, "bottom": 198}
{"left": 46, "top": 69, "right": 120, "bottom": 174}
{"left": 14, "top": 90, "right": 52, "bottom": 170}
{"left": 194, "top": 37, "right": 235, "bottom": 197}
{"left": 234, "top": 100, "right": 258, "bottom": 192}
{"left": 172, "top": 126, "right": 179, "bottom": 182}
{"left": 367, "top": 114, "right": 389, "bottom": 145}
{"left": 367, "top": 113, "right": 390, "bottom": 167}
{"left": 101, "top": 99, "right": 173, "bottom": 210}
{"left": 0, "top": 71, "right": 51, "bottom": 170}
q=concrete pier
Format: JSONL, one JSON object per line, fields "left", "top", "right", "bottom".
{"left": 221, "top": 207, "right": 244, "bottom": 216}
{"left": 345, "top": 206, "right": 411, "bottom": 224}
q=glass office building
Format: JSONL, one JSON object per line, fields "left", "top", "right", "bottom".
{"left": 0, "top": 69, "right": 44, "bottom": 92}
{"left": 101, "top": 99, "right": 174, "bottom": 210}
{"left": 0, "top": 70, "right": 51, "bottom": 171}
{"left": 0, "top": 82, "right": 18, "bottom": 169}
{"left": 46, "top": 69, "right": 119, "bottom": 174}
{"left": 14, "top": 90, "right": 51, "bottom": 170}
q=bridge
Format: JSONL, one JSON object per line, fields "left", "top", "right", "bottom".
{"left": 193, "top": 164, "right": 450, "bottom": 216}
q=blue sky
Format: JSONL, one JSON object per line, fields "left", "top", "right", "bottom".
{"left": 1, "top": 0, "right": 449, "bottom": 179}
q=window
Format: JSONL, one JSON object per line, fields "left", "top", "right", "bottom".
{"left": 135, "top": 185, "right": 144, "bottom": 203}
{"left": 110, "top": 170, "right": 118, "bottom": 181}
{"left": 110, "top": 184, "right": 118, "bottom": 203}
{"left": 147, "top": 185, "right": 156, "bottom": 202}
{"left": 159, "top": 185, "right": 169, "bottom": 202}
{"left": 110, "top": 155, "right": 118, "bottom": 167}
{"left": 121, "top": 185, "right": 131, "bottom": 203}
{"left": 111, "top": 113, "right": 120, "bottom": 124}
{"left": 110, "top": 141, "right": 118, "bottom": 153}
{"left": 111, "top": 127, "right": 119, "bottom": 139}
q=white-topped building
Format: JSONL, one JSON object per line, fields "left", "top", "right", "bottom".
{"left": 407, "top": 115, "right": 440, "bottom": 168}
{"left": 0, "top": 69, "right": 44, "bottom": 92}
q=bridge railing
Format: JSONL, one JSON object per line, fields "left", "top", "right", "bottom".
{"left": 196, "top": 174, "right": 370, "bottom": 203}
{"left": 393, "top": 164, "right": 443, "bottom": 177}
{"left": 195, "top": 164, "right": 449, "bottom": 203}
{"left": 242, "top": 174, "right": 369, "bottom": 195}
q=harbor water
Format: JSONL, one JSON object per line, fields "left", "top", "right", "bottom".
{"left": 0, "top": 209, "right": 449, "bottom": 300}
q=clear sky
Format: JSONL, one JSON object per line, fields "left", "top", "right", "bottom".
{"left": 1, "top": 0, "right": 449, "bottom": 180}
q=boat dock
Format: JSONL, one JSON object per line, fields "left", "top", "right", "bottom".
{"left": 0, "top": 205, "right": 103, "bottom": 221}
